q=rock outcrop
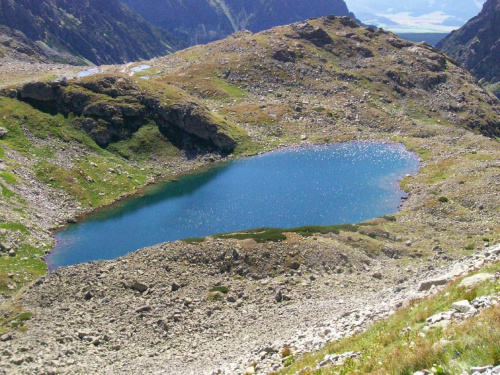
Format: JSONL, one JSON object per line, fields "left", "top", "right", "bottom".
{"left": 13, "top": 76, "right": 238, "bottom": 153}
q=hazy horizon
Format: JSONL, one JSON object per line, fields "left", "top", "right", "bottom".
{"left": 345, "top": 0, "right": 486, "bottom": 33}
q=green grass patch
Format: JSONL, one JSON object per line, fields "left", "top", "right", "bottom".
{"left": 0, "top": 182, "right": 15, "bottom": 198}
{"left": 0, "top": 171, "right": 18, "bottom": 185}
{"left": 0, "top": 222, "right": 29, "bottom": 234}
{"left": 214, "top": 224, "right": 359, "bottom": 243}
{"left": 215, "top": 227, "right": 287, "bottom": 243}
{"left": 288, "top": 224, "right": 359, "bottom": 237}
{"left": 0, "top": 244, "right": 47, "bottom": 294}
{"left": 182, "top": 237, "right": 206, "bottom": 244}
{"left": 1, "top": 312, "right": 33, "bottom": 331}
{"left": 209, "top": 286, "right": 229, "bottom": 294}
{"left": 438, "top": 196, "right": 449, "bottom": 203}
{"left": 213, "top": 77, "right": 248, "bottom": 99}
{"left": 107, "top": 122, "right": 180, "bottom": 161}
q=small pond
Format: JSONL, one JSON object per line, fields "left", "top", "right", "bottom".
{"left": 48, "top": 142, "right": 419, "bottom": 269}
{"left": 77, "top": 68, "right": 99, "bottom": 78}
{"left": 131, "top": 64, "right": 151, "bottom": 72}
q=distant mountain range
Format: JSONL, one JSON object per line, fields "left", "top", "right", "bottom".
{"left": 346, "top": 0, "right": 486, "bottom": 33}
{"left": 438, "top": 0, "right": 500, "bottom": 97}
{"left": 121, "top": 0, "right": 355, "bottom": 45}
{"left": 0, "top": 0, "right": 181, "bottom": 65}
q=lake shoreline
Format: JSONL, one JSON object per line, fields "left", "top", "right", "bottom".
{"left": 47, "top": 140, "right": 420, "bottom": 269}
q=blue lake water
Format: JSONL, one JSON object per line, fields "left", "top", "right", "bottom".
{"left": 131, "top": 64, "right": 151, "bottom": 72}
{"left": 77, "top": 68, "right": 99, "bottom": 78}
{"left": 47, "top": 142, "right": 419, "bottom": 269}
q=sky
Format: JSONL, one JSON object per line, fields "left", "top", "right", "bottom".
{"left": 344, "top": 0, "right": 487, "bottom": 33}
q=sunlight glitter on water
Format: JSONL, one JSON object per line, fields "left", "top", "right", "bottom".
{"left": 48, "top": 142, "right": 419, "bottom": 269}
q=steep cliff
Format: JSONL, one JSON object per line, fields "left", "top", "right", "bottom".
{"left": 13, "top": 76, "right": 241, "bottom": 153}
{"left": 438, "top": 0, "right": 500, "bottom": 97}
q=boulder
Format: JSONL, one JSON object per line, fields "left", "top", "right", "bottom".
{"left": 171, "top": 281, "right": 181, "bottom": 292}
{"left": 418, "top": 276, "right": 450, "bottom": 291}
{"left": 18, "top": 82, "right": 58, "bottom": 101}
{"left": 292, "top": 22, "right": 334, "bottom": 47}
{"left": 459, "top": 273, "right": 496, "bottom": 288}
{"left": 470, "top": 366, "right": 493, "bottom": 374}
{"left": 0, "top": 127, "right": 8, "bottom": 139}
{"left": 451, "top": 300, "right": 472, "bottom": 313}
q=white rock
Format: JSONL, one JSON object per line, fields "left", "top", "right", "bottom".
{"left": 470, "top": 365, "right": 493, "bottom": 374}
{"left": 451, "top": 300, "right": 472, "bottom": 313}
{"left": 459, "top": 273, "right": 496, "bottom": 288}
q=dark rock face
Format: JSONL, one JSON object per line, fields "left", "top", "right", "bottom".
{"left": 14, "top": 77, "right": 236, "bottom": 153}
{"left": 438, "top": 0, "right": 500, "bottom": 95}
{"left": 291, "top": 22, "right": 334, "bottom": 47}
{"left": 121, "top": 0, "right": 353, "bottom": 45}
{"left": 0, "top": 0, "right": 181, "bottom": 65}
{"left": 0, "top": 25, "right": 83, "bottom": 64}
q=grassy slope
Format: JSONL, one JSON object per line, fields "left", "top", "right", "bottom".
{"left": 277, "top": 262, "right": 500, "bottom": 375}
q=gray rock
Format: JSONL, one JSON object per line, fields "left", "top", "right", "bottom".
{"left": 171, "top": 281, "right": 181, "bottom": 292}
{"left": 491, "top": 365, "right": 500, "bottom": 374}
{"left": 418, "top": 276, "right": 450, "bottom": 291}
{"left": 10, "top": 356, "right": 24, "bottom": 365}
{"left": 0, "top": 127, "right": 8, "bottom": 139}
{"left": 451, "top": 300, "right": 472, "bottom": 313}
{"left": 135, "top": 305, "right": 151, "bottom": 313}
{"left": 470, "top": 365, "right": 493, "bottom": 374}
{"left": 427, "top": 311, "right": 453, "bottom": 324}
{"left": 0, "top": 333, "right": 13, "bottom": 342}
{"left": 459, "top": 273, "right": 495, "bottom": 288}
{"left": 130, "top": 281, "right": 148, "bottom": 293}
{"left": 275, "top": 289, "right": 283, "bottom": 303}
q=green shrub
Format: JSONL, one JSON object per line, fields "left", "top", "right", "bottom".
{"left": 283, "top": 356, "right": 295, "bottom": 367}
{"left": 209, "top": 286, "right": 229, "bottom": 294}
{"left": 438, "top": 196, "right": 449, "bottom": 203}
{"left": 182, "top": 237, "right": 205, "bottom": 244}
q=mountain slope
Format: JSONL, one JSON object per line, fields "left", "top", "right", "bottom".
{"left": 0, "top": 25, "right": 84, "bottom": 65}
{"left": 121, "top": 0, "right": 354, "bottom": 45}
{"left": 0, "top": 0, "right": 181, "bottom": 65}
{"left": 0, "top": 15, "right": 500, "bottom": 374}
{"left": 437, "top": 0, "right": 500, "bottom": 97}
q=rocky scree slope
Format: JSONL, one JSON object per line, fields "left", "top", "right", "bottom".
{"left": 121, "top": 0, "right": 354, "bottom": 45}
{"left": 0, "top": 26, "right": 81, "bottom": 65}
{"left": 0, "top": 0, "right": 181, "bottom": 65}
{"left": 438, "top": 0, "right": 500, "bottom": 98}
{"left": 0, "top": 233, "right": 499, "bottom": 374}
{"left": 0, "top": 17, "right": 499, "bottom": 371}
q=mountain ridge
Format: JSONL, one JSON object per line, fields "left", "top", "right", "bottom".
{"left": 121, "top": 0, "right": 355, "bottom": 45}
{"left": 438, "top": 0, "right": 500, "bottom": 97}
{"left": 0, "top": 0, "right": 182, "bottom": 65}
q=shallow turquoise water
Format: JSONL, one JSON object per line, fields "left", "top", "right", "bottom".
{"left": 47, "top": 142, "right": 419, "bottom": 269}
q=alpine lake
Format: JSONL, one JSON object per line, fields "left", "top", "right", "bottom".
{"left": 47, "top": 142, "right": 420, "bottom": 269}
